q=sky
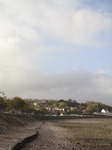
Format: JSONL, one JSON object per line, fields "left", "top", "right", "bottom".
{"left": 0, "top": 0, "right": 112, "bottom": 105}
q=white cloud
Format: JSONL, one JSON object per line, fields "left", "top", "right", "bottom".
{"left": 0, "top": 0, "right": 111, "bottom": 48}
{"left": 0, "top": 0, "right": 112, "bottom": 105}
{"left": 72, "top": 9, "right": 112, "bottom": 46}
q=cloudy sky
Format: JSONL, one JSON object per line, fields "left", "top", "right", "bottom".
{"left": 0, "top": 0, "right": 112, "bottom": 105}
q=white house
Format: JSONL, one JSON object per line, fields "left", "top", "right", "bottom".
{"left": 101, "top": 109, "right": 109, "bottom": 114}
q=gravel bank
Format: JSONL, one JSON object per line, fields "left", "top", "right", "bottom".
{"left": 21, "top": 121, "right": 75, "bottom": 150}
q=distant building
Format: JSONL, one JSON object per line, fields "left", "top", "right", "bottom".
{"left": 101, "top": 109, "right": 109, "bottom": 114}
{"left": 39, "top": 100, "right": 48, "bottom": 107}
{"left": 60, "top": 113, "right": 64, "bottom": 116}
{"left": 33, "top": 102, "right": 38, "bottom": 107}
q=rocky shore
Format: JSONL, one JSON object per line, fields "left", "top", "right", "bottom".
{"left": 20, "top": 119, "right": 112, "bottom": 150}
{"left": 1, "top": 114, "right": 112, "bottom": 150}
{"left": 21, "top": 121, "right": 75, "bottom": 150}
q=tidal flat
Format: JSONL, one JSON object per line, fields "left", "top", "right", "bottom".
{"left": 21, "top": 118, "right": 112, "bottom": 150}
{"left": 52, "top": 118, "right": 112, "bottom": 150}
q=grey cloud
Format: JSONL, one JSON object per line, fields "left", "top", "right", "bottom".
{"left": 1, "top": 69, "right": 112, "bottom": 105}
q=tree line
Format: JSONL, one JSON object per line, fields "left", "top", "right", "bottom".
{"left": 0, "top": 96, "right": 112, "bottom": 115}
{"left": 0, "top": 96, "right": 34, "bottom": 113}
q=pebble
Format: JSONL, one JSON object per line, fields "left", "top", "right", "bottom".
{"left": 21, "top": 122, "right": 75, "bottom": 150}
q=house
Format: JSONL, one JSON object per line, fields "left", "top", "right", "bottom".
{"left": 33, "top": 102, "right": 38, "bottom": 107}
{"left": 60, "top": 113, "right": 64, "bottom": 116}
{"left": 52, "top": 107, "right": 60, "bottom": 115}
{"left": 101, "top": 109, "right": 109, "bottom": 114}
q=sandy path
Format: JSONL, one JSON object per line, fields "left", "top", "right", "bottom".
{"left": 21, "top": 121, "right": 75, "bottom": 150}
